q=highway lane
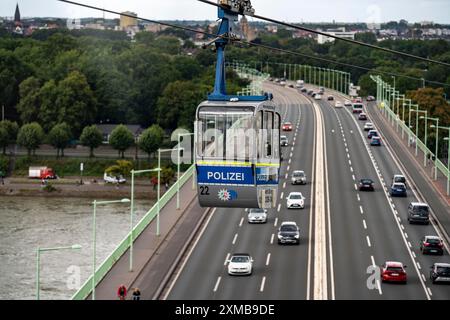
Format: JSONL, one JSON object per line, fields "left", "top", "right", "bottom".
{"left": 166, "top": 83, "right": 317, "bottom": 299}
{"left": 319, "top": 89, "right": 449, "bottom": 299}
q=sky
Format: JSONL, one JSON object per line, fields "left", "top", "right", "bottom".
{"left": 1, "top": 0, "right": 450, "bottom": 24}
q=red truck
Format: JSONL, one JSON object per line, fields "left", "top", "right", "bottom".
{"left": 29, "top": 166, "right": 57, "bottom": 179}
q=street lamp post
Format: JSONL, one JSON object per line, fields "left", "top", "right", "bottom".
{"left": 177, "top": 133, "right": 194, "bottom": 209}
{"left": 427, "top": 117, "right": 440, "bottom": 180}
{"left": 129, "top": 168, "right": 161, "bottom": 272}
{"left": 410, "top": 108, "right": 425, "bottom": 157}
{"left": 36, "top": 244, "right": 82, "bottom": 300}
{"left": 92, "top": 198, "right": 130, "bottom": 300}
{"left": 432, "top": 125, "right": 450, "bottom": 195}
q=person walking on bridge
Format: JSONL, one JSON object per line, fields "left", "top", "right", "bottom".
{"left": 132, "top": 288, "right": 141, "bottom": 300}
{"left": 117, "top": 284, "right": 127, "bottom": 300}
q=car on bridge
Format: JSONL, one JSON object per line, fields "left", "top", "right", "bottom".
{"left": 364, "top": 122, "right": 374, "bottom": 131}
{"left": 367, "top": 96, "right": 376, "bottom": 101}
{"left": 420, "top": 235, "right": 444, "bottom": 255}
{"left": 430, "top": 263, "right": 450, "bottom": 284}
{"left": 352, "top": 103, "right": 364, "bottom": 113}
{"left": 344, "top": 100, "right": 352, "bottom": 107}
{"left": 370, "top": 136, "right": 382, "bottom": 146}
{"left": 300, "top": 87, "right": 308, "bottom": 93}
{"left": 335, "top": 101, "right": 343, "bottom": 108}
{"left": 381, "top": 261, "right": 407, "bottom": 284}
{"left": 282, "top": 122, "right": 293, "bottom": 131}
{"left": 314, "top": 94, "right": 322, "bottom": 100}
{"left": 277, "top": 221, "right": 300, "bottom": 245}
{"left": 286, "top": 192, "right": 305, "bottom": 209}
{"left": 307, "top": 90, "right": 314, "bottom": 96}
{"left": 392, "top": 174, "right": 407, "bottom": 189}
{"left": 247, "top": 208, "right": 268, "bottom": 224}
{"left": 281, "top": 135, "right": 289, "bottom": 146}
{"left": 291, "top": 170, "right": 306, "bottom": 185}
{"left": 390, "top": 182, "right": 407, "bottom": 197}
{"left": 359, "top": 178, "right": 374, "bottom": 191}
{"left": 227, "top": 253, "right": 253, "bottom": 276}
{"left": 407, "top": 202, "right": 430, "bottom": 224}
{"left": 367, "top": 129, "right": 379, "bottom": 139}
{"left": 358, "top": 112, "right": 368, "bottom": 121}
{"left": 327, "top": 95, "right": 334, "bottom": 101}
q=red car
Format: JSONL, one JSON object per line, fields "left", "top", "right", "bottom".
{"left": 381, "top": 261, "right": 407, "bottom": 284}
{"left": 282, "top": 122, "right": 293, "bottom": 131}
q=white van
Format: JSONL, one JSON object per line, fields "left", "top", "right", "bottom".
{"left": 103, "top": 172, "right": 126, "bottom": 184}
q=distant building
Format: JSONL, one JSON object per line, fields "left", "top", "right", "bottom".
{"left": 96, "top": 124, "right": 144, "bottom": 144}
{"left": 84, "top": 23, "right": 105, "bottom": 30}
{"left": 317, "top": 27, "right": 355, "bottom": 44}
{"left": 14, "top": 3, "right": 21, "bottom": 26}
{"left": 144, "top": 23, "right": 167, "bottom": 33}
{"left": 120, "top": 11, "right": 137, "bottom": 29}
{"left": 265, "top": 25, "right": 278, "bottom": 33}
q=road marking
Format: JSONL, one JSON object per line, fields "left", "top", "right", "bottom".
{"left": 347, "top": 153, "right": 350, "bottom": 159}
{"left": 363, "top": 219, "right": 367, "bottom": 229}
{"left": 274, "top": 217, "right": 278, "bottom": 227}
{"left": 412, "top": 251, "right": 416, "bottom": 258}
{"left": 290, "top": 152, "right": 293, "bottom": 158}
{"left": 352, "top": 174, "right": 355, "bottom": 181}
{"left": 357, "top": 193, "right": 360, "bottom": 201}
{"left": 354, "top": 184, "right": 358, "bottom": 191}
{"left": 285, "top": 173, "right": 288, "bottom": 179}
{"left": 283, "top": 182, "right": 286, "bottom": 189}
{"left": 360, "top": 206, "right": 364, "bottom": 214}
{"left": 376, "top": 280, "right": 383, "bottom": 295}
{"left": 366, "top": 236, "right": 371, "bottom": 247}
{"left": 260, "top": 276, "right": 266, "bottom": 292}
{"left": 277, "top": 203, "right": 281, "bottom": 212}
{"left": 401, "top": 224, "right": 405, "bottom": 230}
{"left": 422, "top": 274, "right": 426, "bottom": 282}
{"left": 270, "top": 233, "right": 274, "bottom": 244}
{"left": 213, "top": 276, "right": 221, "bottom": 292}
{"left": 350, "top": 166, "right": 353, "bottom": 173}
{"left": 224, "top": 253, "right": 230, "bottom": 265}
{"left": 232, "top": 233, "right": 238, "bottom": 245}
{"left": 239, "top": 217, "right": 244, "bottom": 227}
{"left": 266, "top": 253, "right": 271, "bottom": 266}
{"left": 427, "top": 288, "right": 432, "bottom": 296}
{"left": 371, "top": 255, "right": 376, "bottom": 267}
{"left": 291, "top": 147, "right": 294, "bottom": 152}
{"left": 280, "top": 192, "right": 284, "bottom": 200}
{"left": 288, "top": 159, "right": 291, "bottom": 164}
{"left": 348, "top": 160, "right": 352, "bottom": 166}
{"left": 404, "top": 233, "right": 408, "bottom": 239}
{"left": 417, "top": 262, "right": 421, "bottom": 270}
{"left": 287, "top": 165, "right": 290, "bottom": 171}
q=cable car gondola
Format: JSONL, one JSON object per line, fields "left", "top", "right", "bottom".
{"left": 194, "top": 1, "right": 280, "bottom": 208}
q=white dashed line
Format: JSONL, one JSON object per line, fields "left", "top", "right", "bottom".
{"left": 360, "top": 206, "right": 364, "bottom": 214}
{"left": 427, "top": 288, "right": 432, "bottom": 296}
{"left": 363, "top": 219, "right": 367, "bottom": 229}
{"left": 260, "top": 276, "right": 266, "bottom": 292}
{"left": 277, "top": 203, "right": 281, "bottom": 212}
{"left": 285, "top": 173, "right": 288, "bottom": 179}
{"left": 371, "top": 255, "right": 376, "bottom": 267}
{"left": 266, "top": 253, "right": 271, "bottom": 266}
{"left": 408, "top": 241, "right": 412, "bottom": 248}
{"left": 239, "top": 217, "right": 244, "bottom": 227}
{"left": 354, "top": 184, "right": 358, "bottom": 191}
{"left": 349, "top": 160, "right": 352, "bottom": 166}
{"left": 280, "top": 192, "right": 284, "bottom": 200}
{"left": 357, "top": 193, "right": 360, "bottom": 201}
{"left": 350, "top": 167, "right": 353, "bottom": 173}
{"left": 290, "top": 152, "right": 293, "bottom": 158}
{"left": 404, "top": 233, "right": 408, "bottom": 239}
{"left": 224, "top": 253, "right": 230, "bottom": 265}
{"left": 274, "top": 217, "right": 278, "bottom": 227}
{"left": 401, "top": 225, "right": 405, "bottom": 231}
{"left": 412, "top": 252, "right": 416, "bottom": 258}
{"left": 366, "top": 236, "right": 371, "bottom": 247}
{"left": 232, "top": 233, "right": 238, "bottom": 245}
{"left": 287, "top": 165, "right": 290, "bottom": 171}
{"left": 288, "top": 159, "right": 291, "bottom": 164}
{"left": 417, "top": 262, "right": 421, "bottom": 270}
{"left": 421, "top": 274, "right": 426, "bottom": 282}
{"left": 352, "top": 175, "right": 355, "bottom": 181}
{"left": 213, "top": 276, "right": 221, "bottom": 292}
{"left": 270, "top": 233, "right": 274, "bottom": 244}
{"left": 283, "top": 182, "right": 286, "bottom": 189}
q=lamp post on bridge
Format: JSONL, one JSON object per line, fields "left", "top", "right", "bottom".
{"left": 91, "top": 198, "right": 130, "bottom": 300}
{"left": 432, "top": 125, "right": 450, "bottom": 195}
{"left": 425, "top": 116, "right": 440, "bottom": 180}
{"left": 129, "top": 168, "right": 161, "bottom": 272}
{"left": 36, "top": 244, "right": 82, "bottom": 300}
{"left": 177, "top": 133, "right": 195, "bottom": 209}
{"left": 410, "top": 109, "right": 427, "bottom": 165}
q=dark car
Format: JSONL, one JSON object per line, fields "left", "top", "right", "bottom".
{"left": 368, "top": 130, "right": 379, "bottom": 139}
{"left": 390, "top": 182, "right": 407, "bottom": 197}
{"left": 312, "top": 92, "right": 317, "bottom": 98}
{"left": 301, "top": 87, "right": 308, "bottom": 93}
{"left": 307, "top": 90, "right": 314, "bottom": 96}
{"left": 420, "top": 236, "right": 444, "bottom": 255}
{"left": 288, "top": 84, "right": 294, "bottom": 88}
{"left": 370, "top": 136, "right": 382, "bottom": 146}
{"left": 358, "top": 113, "right": 368, "bottom": 121}
{"left": 430, "top": 263, "right": 450, "bottom": 284}
{"left": 407, "top": 202, "right": 430, "bottom": 224}
{"left": 359, "top": 178, "right": 374, "bottom": 191}
{"left": 327, "top": 95, "right": 334, "bottom": 101}
{"left": 277, "top": 222, "right": 300, "bottom": 245}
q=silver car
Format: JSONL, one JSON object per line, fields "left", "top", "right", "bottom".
{"left": 247, "top": 208, "right": 267, "bottom": 223}
{"left": 291, "top": 170, "right": 306, "bottom": 185}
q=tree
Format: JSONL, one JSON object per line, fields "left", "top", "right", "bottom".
{"left": 48, "top": 123, "right": 72, "bottom": 157}
{"left": 109, "top": 125, "right": 134, "bottom": 158}
{"left": 0, "top": 120, "right": 19, "bottom": 154}
{"left": 139, "top": 125, "right": 164, "bottom": 160}
{"left": 80, "top": 125, "right": 103, "bottom": 158}
{"left": 105, "top": 160, "right": 133, "bottom": 177}
{"left": 38, "top": 80, "right": 59, "bottom": 132}
{"left": 17, "top": 122, "right": 44, "bottom": 156}
{"left": 17, "top": 76, "right": 41, "bottom": 123}
{"left": 0, "top": 127, "right": 8, "bottom": 156}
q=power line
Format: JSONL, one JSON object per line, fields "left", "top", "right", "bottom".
{"left": 198, "top": 0, "right": 450, "bottom": 68}
{"left": 56, "top": 0, "right": 449, "bottom": 87}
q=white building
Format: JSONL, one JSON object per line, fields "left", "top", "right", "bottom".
{"left": 317, "top": 27, "right": 356, "bottom": 44}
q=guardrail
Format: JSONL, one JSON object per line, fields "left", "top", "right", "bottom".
{"left": 71, "top": 164, "right": 195, "bottom": 300}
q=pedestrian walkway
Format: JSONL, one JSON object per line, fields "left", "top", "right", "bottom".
{"left": 87, "top": 177, "right": 199, "bottom": 300}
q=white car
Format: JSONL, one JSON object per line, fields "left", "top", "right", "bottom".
{"left": 280, "top": 135, "right": 289, "bottom": 146}
{"left": 280, "top": 81, "right": 286, "bottom": 86}
{"left": 227, "top": 253, "right": 253, "bottom": 275}
{"left": 344, "top": 100, "right": 352, "bottom": 107}
{"left": 364, "top": 122, "right": 374, "bottom": 131}
{"left": 314, "top": 94, "right": 322, "bottom": 100}
{"left": 286, "top": 192, "right": 305, "bottom": 209}
{"left": 335, "top": 101, "right": 343, "bottom": 108}
{"left": 103, "top": 172, "right": 126, "bottom": 184}
{"left": 291, "top": 170, "right": 306, "bottom": 185}
{"left": 247, "top": 208, "right": 267, "bottom": 223}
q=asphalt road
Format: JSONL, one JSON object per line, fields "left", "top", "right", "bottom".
{"left": 163, "top": 83, "right": 450, "bottom": 300}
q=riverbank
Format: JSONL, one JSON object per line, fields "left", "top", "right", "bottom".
{"left": 0, "top": 176, "right": 167, "bottom": 200}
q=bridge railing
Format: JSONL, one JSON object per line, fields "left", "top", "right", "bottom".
{"left": 71, "top": 164, "right": 195, "bottom": 300}
{"left": 371, "top": 75, "right": 449, "bottom": 182}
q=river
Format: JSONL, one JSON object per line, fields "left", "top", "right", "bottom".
{"left": 0, "top": 196, "right": 153, "bottom": 300}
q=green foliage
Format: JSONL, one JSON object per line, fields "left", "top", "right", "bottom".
{"left": 43, "top": 183, "right": 57, "bottom": 193}
{"left": 0, "top": 127, "right": 8, "bottom": 155}
{"left": 17, "top": 122, "right": 44, "bottom": 156}
{"left": 48, "top": 123, "right": 72, "bottom": 157}
{"left": 109, "top": 125, "right": 135, "bottom": 158}
{"left": 139, "top": 125, "right": 164, "bottom": 159}
{"left": 17, "top": 76, "right": 41, "bottom": 123}
{"left": 105, "top": 160, "right": 133, "bottom": 177}
{"left": 79, "top": 125, "right": 103, "bottom": 158}
{"left": 0, "top": 120, "right": 19, "bottom": 154}
{"left": 0, "top": 155, "right": 8, "bottom": 175}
